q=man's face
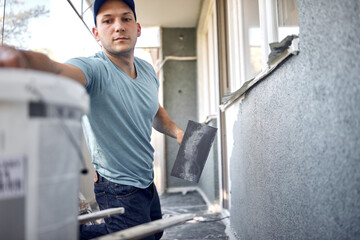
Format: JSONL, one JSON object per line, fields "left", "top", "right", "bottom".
{"left": 92, "top": 0, "right": 141, "bottom": 57}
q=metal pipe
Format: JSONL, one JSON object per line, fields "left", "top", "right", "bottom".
{"left": 156, "top": 56, "right": 197, "bottom": 73}
{"left": 1, "top": 0, "right": 6, "bottom": 45}
{"left": 66, "top": 0, "right": 94, "bottom": 37}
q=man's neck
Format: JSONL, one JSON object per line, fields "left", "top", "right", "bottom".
{"left": 105, "top": 50, "right": 137, "bottom": 79}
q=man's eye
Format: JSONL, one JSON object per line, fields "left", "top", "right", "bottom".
{"left": 124, "top": 18, "right": 131, "bottom": 22}
{"left": 103, "top": 20, "right": 111, "bottom": 24}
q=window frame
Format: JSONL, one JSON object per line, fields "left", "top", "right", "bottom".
{"left": 197, "top": 0, "right": 219, "bottom": 122}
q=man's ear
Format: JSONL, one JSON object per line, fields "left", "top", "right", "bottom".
{"left": 92, "top": 27, "right": 100, "bottom": 42}
{"left": 137, "top": 23, "right": 141, "bottom": 37}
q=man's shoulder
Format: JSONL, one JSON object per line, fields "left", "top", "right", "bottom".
{"left": 68, "top": 51, "right": 106, "bottom": 62}
{"left": 134, "top": 56, "right": 153, "bottom": 68}
{"left": 66, "top": 52, "right": 108, "bottom": 68}
{"left": 134, "top": 57, "right": 159, "bottom": 87}
{"left": 86, "top": 51, "right": 108, "bottom": 63}
{"left": 134, "top": 57, "right": 157, "bottom": 76}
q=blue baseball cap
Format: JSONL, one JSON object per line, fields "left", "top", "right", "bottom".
{"left": 93, "top": 0, "right": 137, "bottom": 26}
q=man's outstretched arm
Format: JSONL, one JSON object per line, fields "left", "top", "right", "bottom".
{"left": 153, "top": 104, "right": 184, "bottom": 145}
{"left": 0, "top": 45, "right": 87, "bottom": 86}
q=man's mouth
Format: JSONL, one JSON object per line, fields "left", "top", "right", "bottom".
{"left": 114, "top": 37, "right": 129, "bottom": 41}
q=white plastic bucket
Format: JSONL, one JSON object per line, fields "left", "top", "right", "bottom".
{"left": 0, "top": 69, "right": 89, "bottom": 240}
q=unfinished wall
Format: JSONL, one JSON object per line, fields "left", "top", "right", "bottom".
{"left": 161, "top": 28, "right": 198, "bottom": 189}
{"left": 162, "top": 28, "right": 219, "bottom": 203}
{"left": 229, "top": 0, "right": 360, "bottom": 239}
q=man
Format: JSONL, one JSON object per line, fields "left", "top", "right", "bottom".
{"left": 0, "top": 0, "right": 184, "bottom": 239}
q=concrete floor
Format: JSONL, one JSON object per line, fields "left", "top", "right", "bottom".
{"left": 160, "top": 191, "right": 228, "bottom": 240}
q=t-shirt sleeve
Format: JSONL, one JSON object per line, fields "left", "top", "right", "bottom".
{"left": 66, "top": 57, "right": 109, "bottom": 93}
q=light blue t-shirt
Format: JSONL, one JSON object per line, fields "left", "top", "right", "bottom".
{"left": 66, "top": 52, "right": 159, "bottom": 189}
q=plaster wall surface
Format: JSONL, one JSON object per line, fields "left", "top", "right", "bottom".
{"left": 229, "top": 0, "right": 360, "bottom": 239}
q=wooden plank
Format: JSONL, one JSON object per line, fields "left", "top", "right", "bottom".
{"left": 94, "top": 213, "right": 195, "bottom": 240}
{"left": 78, "top": 207, "right": 125, "bottom": 225}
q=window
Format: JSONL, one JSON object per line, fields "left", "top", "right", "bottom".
{"left": 277, "top": 0, "right": 299, "bottom": 40}
{"left": 0, "top": 0, "right": 50, "bottom": 48}
{"left": 243, "top": 0, "right": 263, "bottom": 84}
{"left": 226, "top": 0, "right": 299, "bottom": 91}
{"left": 227, "top": 0, "right": 242, "bottom": 91}
{"left": 227, "top": 0, "right": 262, "bottom": 91}
{"left": 0, "top": 0, "right": 99, "bottom": 62}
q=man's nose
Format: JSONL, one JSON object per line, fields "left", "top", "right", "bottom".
{"left": 114, "top": 20, "right": 125, "bottom": 32}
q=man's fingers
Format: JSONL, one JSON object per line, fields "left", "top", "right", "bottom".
{"left": 0, "top": 45, "right": 27, "bottom": 68}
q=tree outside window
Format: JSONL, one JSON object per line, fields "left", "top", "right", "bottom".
{"left": 0, "top": 0, "right": 49, "bottom": 48}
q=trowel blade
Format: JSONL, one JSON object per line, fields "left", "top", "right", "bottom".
{"left": 171, "top": 120, "right": 217, "bottom": 183}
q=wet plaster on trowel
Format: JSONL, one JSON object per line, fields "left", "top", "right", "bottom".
{"left": 171, "top": 121, "right": 217, "bottom": 183}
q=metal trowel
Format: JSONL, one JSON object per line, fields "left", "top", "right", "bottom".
{"left": 171, "top": 120, "right": 217, "bottom": 183}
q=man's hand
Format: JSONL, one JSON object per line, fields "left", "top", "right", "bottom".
{"left": 176, "top": 129, "right": 184, "bottom": 145}
{"left": 0, "top": 45, "right": 28, "bottom": 68}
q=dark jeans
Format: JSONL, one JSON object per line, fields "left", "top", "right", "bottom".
{"left": 80, "top": 173, "right": 163, "bottom": 240}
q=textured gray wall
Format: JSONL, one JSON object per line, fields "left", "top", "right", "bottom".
{"left": 162, "top": 28, "right": 198, "bottom": 189}
{"left": 229, "top": 0, "right": 360, "bottom": 239}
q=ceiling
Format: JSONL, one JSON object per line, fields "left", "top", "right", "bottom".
{"left": 134, "top": 0, "right": 203, "bottom": 28}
